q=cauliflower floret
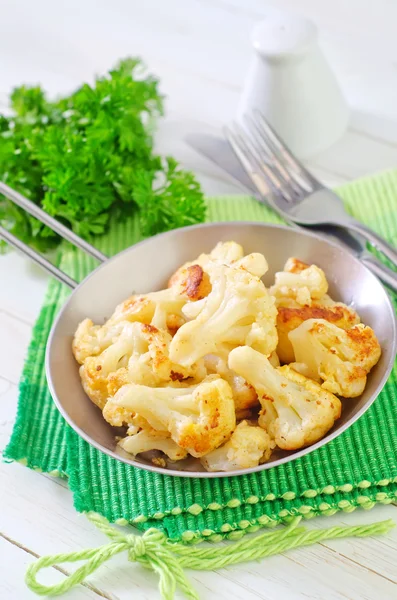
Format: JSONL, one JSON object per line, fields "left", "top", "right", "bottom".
{"left": 209, "top": 241, "right": 245, "bottom": 264}
{"left": 126, "top": 323, "right": 205, "bottom": 384}
{"left": 80, "top": 322, "right": 205, "bottom": 409}
{"left": 168, "top": 264, "right": 212, "bottom": 301}
{"left": 204, "top": 353, "right": 259, "bottom": 416}
{"left": 200, "top": 420, "right": 275, "bottom": 471}
{"left": 79, "top": 322, "right": 142, "bottom": 409}
{"left": 103, "top": 375, "right": 236, "bottom": 457}
{"left": 119, "top": 428, "right": 188, "bottom": 461}
{"left": 167, "top": 243, "right": 269, "bottom": 300}
{"left": 283, "top": 257, "right": 310, "bottom": 274}
{"left": 169, "top": 263, "right": 277, "bottom": 366}
{"left": 276, "top": 302, "right": 360, "bottom": 364}
{"left": 228, "top": 346, "right": 341, "bottom": 451}
{"left": 73, "top": 286, "right": 188, "bottom": 366}
{"left": 232, "top": 253, "right": 268, "bottom": 278}
{"left": 270, "top": 258, "right": 328, "bottom": 307}
{"left": 289, "top": 319, "right": 381, "bottom": 397}
{"left": 168, "top": 241, "right": 244, "bottom": 282}
{"left": 107, "top": 288, "right": 187, "bottom": 333}
{"left": 72, "top": 318, "right": 127, "bottom": 364}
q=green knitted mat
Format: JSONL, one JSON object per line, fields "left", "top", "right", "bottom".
{"left": 4, "top": 170, "right": 397, "bottom": 544}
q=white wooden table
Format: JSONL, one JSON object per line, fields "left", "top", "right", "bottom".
{"left": 1, "top": 1, "right": 397, "bottom": 598}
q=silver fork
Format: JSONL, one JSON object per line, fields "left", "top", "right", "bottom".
{"left": 224, "top": 111, "right": 397, "bottom": 270}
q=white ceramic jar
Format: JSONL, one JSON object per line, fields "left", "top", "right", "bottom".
{"left": 238, "top": 10, "right": 349, "bottom": 159}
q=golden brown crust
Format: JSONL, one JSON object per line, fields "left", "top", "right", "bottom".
{"left": 109, "top": 296, "right": 155, "bottom": 325}
{"left": 107, "top": 368, "right": 130, "bottom": 397}
{"left": 79, "top": 362, "right": 109, "bottom": 410}
{"left": 284, "top": 257, "right": 310, "bottom": 274}
{"left": 276, "top": 303, "right": 360, "bottom": 364}
{"left": 278, "top": 304, "right": 358, "bottom": 327}
{"left": 168, "top": 264, "right": 211, "bottom": 300}
{"left": 346, "top": 325, "right": 381, "bottom": 364}
{"left": 166, "top": 314, "right": 185, "bottom": 334}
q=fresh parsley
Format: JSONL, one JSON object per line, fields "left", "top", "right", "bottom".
{"left": 0, "top": 58, "right": 206, "bottom": 251}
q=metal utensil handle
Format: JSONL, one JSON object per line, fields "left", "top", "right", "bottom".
{"left": 0, "top": 225, "right": 77, "bottom": 288}
{"left": 360, "top": 252, "right": 397, "bottom": 294}
{"left": 0, "top": 182, "right": 107, "bottom": 263}
{"left": 0, "top": 181, "right": 108, "bottom": 288}
{"left": 346, "top": 218, "right": 397, "bottom": 267}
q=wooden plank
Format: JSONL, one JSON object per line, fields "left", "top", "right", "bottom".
{"left": 0, "top": 535, "right": 108, "bottom": 599}
{"left": 1, "top": 454, "right": 397, "bottom": 600}
{"left": 0, "top": 313, "right": 31, "bottom": 385}
{"left": 0, "top": 252, "right": 49, "bottom": 326}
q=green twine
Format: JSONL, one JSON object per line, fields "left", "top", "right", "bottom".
{"left": 25, "top": 513, "right": 394, "bottom": 599}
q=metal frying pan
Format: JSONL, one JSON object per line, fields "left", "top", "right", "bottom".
{"left": 1, "top": 182, "right": 396, "bottom": 478}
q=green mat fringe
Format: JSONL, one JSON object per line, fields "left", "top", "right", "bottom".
{"left": 4, "top": 169, "right": 397, "bottom": 546}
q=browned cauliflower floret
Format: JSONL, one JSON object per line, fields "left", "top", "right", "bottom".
{"left": 72, "top": 318, "right": 126, "bottom": 365}
{"left": 283, "top": 257, "right": 310, "bottom": 273}
{"left": 289, "top": 319, "right": 381, "bottom": 397}
{"left": 232, "top": 253, "right": 268, "bottom": 278}
{"left": 276, "top": 302, "right": 360, "bottom": 364}
{"left": 204, "top": 353, "right": 259, "bottom": 416}
{"left": 127, "top": 323, "right": 206, "bottom": 385}
{"left": 168, "top": 264, "right": 212, "bottom": 301}
{"left": 103, "top": 375, "right": 236, "bottom": 457}
{"left": 167, "top": 242, "right": 270, "bottom": 303}
{"left": 270, "top": 258, "right": 328, "bottom": 307}
{"left": 80, "top": 322, "right": 205, "bottom": 409}
{"left": 168, "top": 241, "right": 244, "bottom": 281}
{"left": 229, "top": 346, "right": 341, "bottom": 451}
{"left": 73, "top": 286, "right": 188, "bottom": 366}
{"left": 200, "top": 420, "right": 275, "bottom": 471}
{"left": 118, "top": 428, "right": 188, "bottom": 461}
{"left": 169, "top": 262, "right": 277, "bottom": 366}
{"left": 107, "top": 288, "right": 187, "bottom": 333}
{"left": 79, "top": 322, "right": 140, "bottom": 409}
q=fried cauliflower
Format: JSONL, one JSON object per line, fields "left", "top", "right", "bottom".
{"left": 167, "top": 242, "right": 268, "bottom": 301}
{"left": 107, "top": 288, "right": 187, "bottom": 333}
{"left": 119, "top": 428, "right": 188, "bottom": 461}
{"left": 79, "top": 322, "right": 141, "bottom": 409}
{"left": 200, "top": 420, "right": 274, "bottom": 471}
{"left": 104, "top": 375, "right": 236, "bottom": 457}
{"left": 276, "top": 302, "right": 360, "bottom": 364}
{"left": 229, "top": 346, "right": 341, "bottom": 450}
{"left": 289, "top": 319, "right": 381, "bottom": 397}
{"left": 80, "top": 322, "right": 204, "bottom": 409}
{"left": 169, "top": 262, "right": 277, "bottom": 366}
{"left": 73, "top": 288, "right": 187, "bottom": 366}
{"left": 168, "top": 264, "right": 211, "bottom": 301}
{"left": 73, "top": 319, "right": 127, "bottom": 365}
{"left": 168, "top": 241, "right": 244, "bottom": 285}
{"left": 73, "top": 241, "right": 382, "bottom": 473}
{"left": 204, "top": 353, "right": 259, "bottom": 416}
{"left": 270, "top": 258, "right": 328, "bottom": 307}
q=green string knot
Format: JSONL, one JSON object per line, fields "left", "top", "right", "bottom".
{"left": 126, "top": 533, "right": 147, "bottom": 560}
{"left": 125, "top": 529, "right": 167, "bottom": 564}
{"left": 25, "top": 512, "right": 394, "bottom": 600}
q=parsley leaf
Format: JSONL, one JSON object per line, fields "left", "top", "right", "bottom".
{"left": 0, "top": 58, "right": 206, "bottom": 251}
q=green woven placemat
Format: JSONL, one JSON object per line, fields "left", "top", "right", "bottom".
{"left": 4, "top": 170, "right": 397, "bottom": 545}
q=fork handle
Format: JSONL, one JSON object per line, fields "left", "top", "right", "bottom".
{"left": 360, "top": 252, "right": 397, "bottom": 293}
{"left": 345, "top": 219, "right": 397, "bottom": 266}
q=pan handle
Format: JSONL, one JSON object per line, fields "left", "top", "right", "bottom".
{"left": 0, "top": 182, "right": 107, "bottom": 263}
{"left": 0, "top": 181, "right": 108, "bottom": 287}
{"left": 0, "top": 224, "right": 77, "bottom": 288}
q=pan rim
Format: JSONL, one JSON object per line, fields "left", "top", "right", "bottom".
{"left": 45, "top": 220, "right": 397, "bottom": 478}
